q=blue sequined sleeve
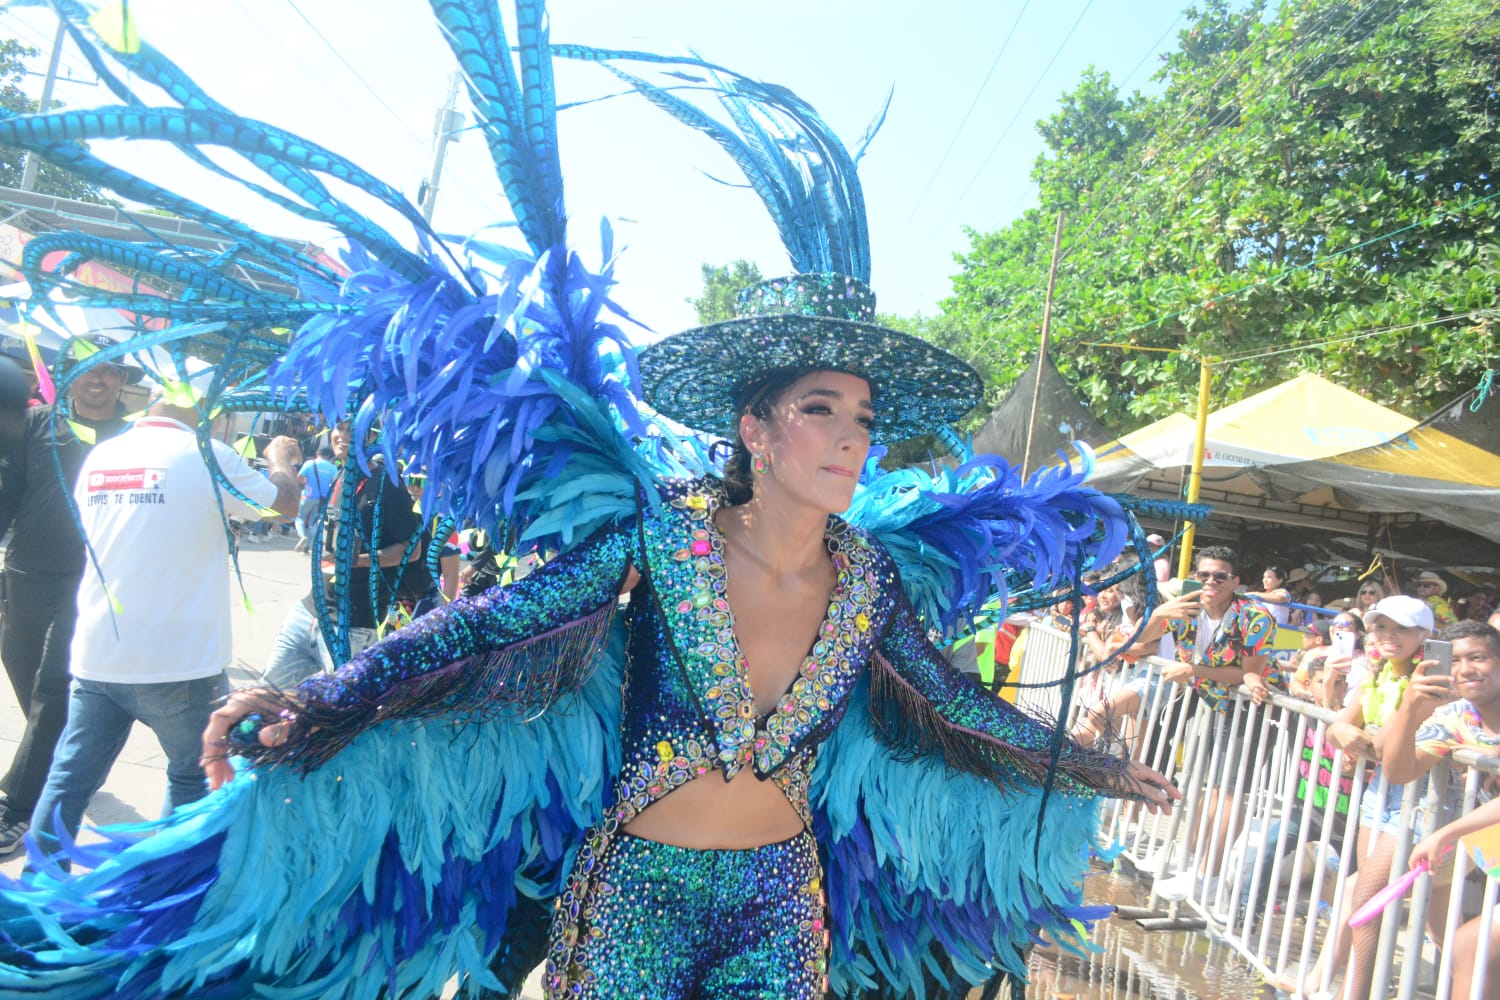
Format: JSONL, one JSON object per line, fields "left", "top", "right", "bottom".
{"left": 254, "top": 517, "right": 638, "bottom": 769}
{"left": 870, "top": 591, "right": 1138, "bottom": 799}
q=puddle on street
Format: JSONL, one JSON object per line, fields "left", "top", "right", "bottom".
{"left": 1023, "top": 866, "right": 1280, "bottom": 1000}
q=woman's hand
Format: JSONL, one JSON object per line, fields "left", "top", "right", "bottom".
{"left": 1324, "top": 653, "right": 1353, "bottom": 675}
{"left": 1326, "top": 720, "right": 1374, "bottom": 757}
{"left": 1408, "top": 828, "right": 1456, "bottom": 872}
{"left": 201, "top": 689, "right": 304, "bottom": 790}
{"left": 1125, "top": 760, "right": 1182, "bottom": 815}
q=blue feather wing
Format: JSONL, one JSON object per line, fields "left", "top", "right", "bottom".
{"left": 811, "top": 677, "right": 1108, "bottom": 998}
{"left": 0, "top": 631, "right": 625, "bottom": 999}
{"left": 846, "top": 446, "right": 1127, "bottom": 634}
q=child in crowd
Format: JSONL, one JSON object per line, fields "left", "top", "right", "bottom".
{"left": 1276, "top": 595, "right": 1434, "bottom": 999}
{"left": 1288, "top": 618, "right": 1333, "bottom": 703}
{"left": 1074, "top": 575, "right": 1125, "bottom": 722}
{"left": 1305, "top": 611, "right": 1368, "bottom": 709}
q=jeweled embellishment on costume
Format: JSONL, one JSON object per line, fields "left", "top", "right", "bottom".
{"left": 754, "top": 518, "right": 880, "bottom": 775}
{"left": 662, "top": 485, "right": 761, "bottom": 774}
{"left": 653, "top": 478, "right": 884, "bottom": 779}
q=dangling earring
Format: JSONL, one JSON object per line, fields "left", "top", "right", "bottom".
{"left": 752, "top": 451, "right": 769, "bottom": 475}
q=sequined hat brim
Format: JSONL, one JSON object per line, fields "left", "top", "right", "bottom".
{"left": 639, "top": 314, "right": 982, "bottom": 442}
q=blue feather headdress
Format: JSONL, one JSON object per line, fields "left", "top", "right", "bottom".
{"left": 562, "top": 48, "right": 984, "bottom": 442}
{"left": 0, "top": 0, "right": 703, "bottom": 562}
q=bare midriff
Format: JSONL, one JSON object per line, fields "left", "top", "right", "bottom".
{"left": 624, "top": 768, "right": 804, "bottom": 848}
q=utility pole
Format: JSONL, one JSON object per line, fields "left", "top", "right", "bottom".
{"left": 419, "top": 73, "right": 463, "bottom": 223}
{"left": 19, "top": 20, "right": 67, "bottom": 192}
{"left": 1021, "top": 209, "right": 1065, "bottom": 480}
{"left": 1175, "top": 357, "right": 1213, "bottom": 579}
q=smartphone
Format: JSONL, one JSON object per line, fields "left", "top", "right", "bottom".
{"left": 1180, "top": 579, "right": 1203, "bottom": 596}
{"left": 1331, "top": 629, "right": 1357, "bottom": 659}
{"left": 1423, "top": 638, "right": 1453, "bottom": 675}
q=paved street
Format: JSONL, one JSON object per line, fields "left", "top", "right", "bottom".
{"left": 0, "top": 531, "right": 545, "bottom": 997}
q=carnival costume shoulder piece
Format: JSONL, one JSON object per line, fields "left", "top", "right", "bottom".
{"left": 0, "top": 2, "right": 1202, "bottom": 997}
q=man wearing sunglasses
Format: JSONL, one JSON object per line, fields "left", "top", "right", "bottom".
{"left": 1137, "top": 545, "right": 1277, "bottom": 895}
{"left": 1411, "top": 570, "right": 1457, "bottom": 628}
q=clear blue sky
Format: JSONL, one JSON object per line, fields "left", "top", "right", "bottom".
{"left": 5, "top": 0, "right": 1192, "bottom": 336}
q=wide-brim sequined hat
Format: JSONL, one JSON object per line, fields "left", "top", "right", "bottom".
{"left": 641, "top": 272, "right": 982, "bottom": 443}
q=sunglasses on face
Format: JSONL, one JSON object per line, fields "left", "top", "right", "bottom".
{"left": 1193, "top": 570, "right": 1233, "bottom": 583}
{"left": 1416, "top": 582, "right": 1440, "bottom": 589}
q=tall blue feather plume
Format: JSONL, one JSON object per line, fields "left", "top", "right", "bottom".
{"left": 557, "top": 45, "right": 884, "bottom": 279}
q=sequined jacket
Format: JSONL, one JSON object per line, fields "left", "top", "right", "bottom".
{"left": 281, "top": 475, "right": 1139, "bottom": 993}
{"left": 294, "top": 476, "right": 1134, "bottom": 819}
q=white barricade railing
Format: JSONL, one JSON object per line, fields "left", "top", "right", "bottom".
{"left": 1015, "top": 624, "right": 1499, "bottom": 999}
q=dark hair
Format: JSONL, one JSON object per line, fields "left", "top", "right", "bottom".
{"left": 721, "top": 369, "right": 812, "bottom": 504}
{"left": 1119, "top": 561, "right": 1148, "bottom": 609}
{"left": 1262, "top": 565, "right": 1286, "bottom": 584}
{"left": 1195, "top": 545, "right": 1238, "bottom": 574}
{"left": 317, "top": 445, "right": 333, "bottom": 459}
{"left": 1443, "top": 620, "right": 1500, "bottom": 656}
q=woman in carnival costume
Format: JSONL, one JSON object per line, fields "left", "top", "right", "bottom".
{"left": 0, "top": 2, "right": 1182, "bottom": 997}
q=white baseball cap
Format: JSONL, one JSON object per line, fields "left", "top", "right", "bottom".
{"left": 1362, "top": 595, "right": 1434, "bottom": 631}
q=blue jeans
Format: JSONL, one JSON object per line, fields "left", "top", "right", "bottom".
{"left": 0, "top": 570, "right": 81, "bottom": 822}
{"left": 30, "top": 673, "right": 228, "bottom": 856}
{"left": 295, "top": 495, "right": 326, "bottom": 541}
{"left": 262, "top": 599, "right": 328, "bottom": 689}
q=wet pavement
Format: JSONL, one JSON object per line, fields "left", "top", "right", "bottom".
{"left": 1025, "top": 866, "right": 1279, "bottom": 1000}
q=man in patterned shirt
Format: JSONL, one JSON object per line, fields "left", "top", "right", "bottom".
{"left": 1137, "top": 545, "right": 1276, "bottom": 891}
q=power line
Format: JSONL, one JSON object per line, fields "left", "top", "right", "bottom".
{"left": 1117, "top": 12, "right": 1184, "bottom": 89}
{"left": 281, "top": 0, "right": 431, "bottom": 152}
{"left": 250, "top": 0, "right": 504, "bottom": 221}
{"left": 1060, "top": 0, "right": 1360, "bottom": 263}
{"left": 880, "top": 0, "right": 1034, "bottom": 255}
{"left": 888, "top": 5, "right": 1179, "bottom": 282}
{"left": 958, "top": 0, "right": 1413, "bottom": 367}
{"left": 0, "top": 12, "right": 93, "bottom": 85}
{"left": 893, "top": 0, "right": 1097, "bottom": 274}
{"left": 1060, "top": 0, "right": 1401, "bottom": 268}
{"left": 1215, "top": 309, "right": 1497, "bottom": 364}
{"left": 1091, "top": 187, "right": 1500, "bottom": 347}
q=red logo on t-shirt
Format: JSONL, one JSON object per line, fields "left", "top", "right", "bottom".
{"left": 87, "top": 468, "right": 167, "bottom": 491}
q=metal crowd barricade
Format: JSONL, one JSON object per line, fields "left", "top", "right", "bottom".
{"left": 1013, "top": 623, "right": 1500, "bottom": 999}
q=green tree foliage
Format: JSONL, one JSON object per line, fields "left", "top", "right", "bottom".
{"left": 687, "top": 259, "right": 764, "bottom": 324}
{"left": 0, "top": 38, "right": 107, "bottom": 202}
{"left": 943, "top": 0, "right": 1500, "bottom": 431}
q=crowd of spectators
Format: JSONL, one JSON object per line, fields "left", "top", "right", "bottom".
{"left": 1026, "top": 540, "right": 1500, "bottom": 998}
{"left": 955, "top": 531, "right": 1499, "bottom": 995}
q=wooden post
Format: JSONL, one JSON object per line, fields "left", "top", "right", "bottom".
{"left": 1176, "top": 357, "right": 1213, "bottom": 579}
{"left": 19, "top": 20, "right": 67, "bottom": 193}
{"left": 1021, "top": 209, "right": 1065, "bottom": 480}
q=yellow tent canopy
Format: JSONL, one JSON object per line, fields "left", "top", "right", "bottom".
{"left": 1089, "top": 373, "right": 1417, "bottom": 488}
{"left": 1080, "top": 373, "right": 1500, "bottom": 548}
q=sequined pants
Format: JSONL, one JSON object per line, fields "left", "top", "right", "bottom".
{"left": 548, "top": 830, "right": 828, "bottom": 999}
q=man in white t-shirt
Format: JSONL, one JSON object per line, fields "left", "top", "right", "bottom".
{"left": 28, "top": 394, "right": 299, "bottom": 857}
